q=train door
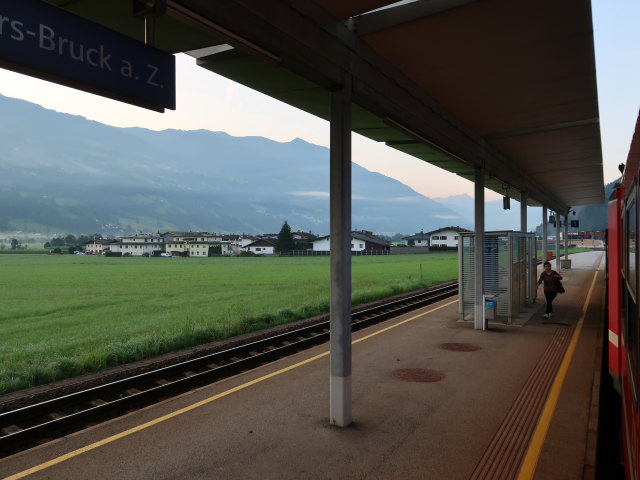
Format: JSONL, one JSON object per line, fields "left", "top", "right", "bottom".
{"left": 610, "top": 187, "right": 623, "bottom": 391}
{"left": 622, "top": 184, "right": 640, "bottom": 479}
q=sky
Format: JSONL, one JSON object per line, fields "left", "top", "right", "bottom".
{"left": 0, "top": 0, "right": 637, "bottom": 205}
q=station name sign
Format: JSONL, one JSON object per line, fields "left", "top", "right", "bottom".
{"left": 0, "top": 0, "right": 175, "bottom": 112}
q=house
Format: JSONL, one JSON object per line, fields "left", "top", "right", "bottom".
{"left": 84, "top": 239, "right": 116, "bottom": 254}
{"left": 222, "top": 234, "right": 257, "bottom": 255}
{"left": 292, "top": 231, "right": 318, "bottom": 242}
{"left": 403, "top": 231, "right": 430, "bottom": 247}
{"left": 427, "top": 226, "right": 472, "bottom": 248}
{"left": 161, "top": 232, "right": 222, "bottom": 243}
{"left": 312, "top": 230, "right": 391, "bottom": 252}
{"left": 243, "top": 238, "right": 277, "bottom": 255}
{"left": 108, "top": 234, "right": 165, "bottom": 256}
{"left": 161, "top": 232, "right": 231, "bottom": 257}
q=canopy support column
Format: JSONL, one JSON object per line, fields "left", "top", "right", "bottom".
{"left": 542, "top": 206, "right": 548, "bottom": 262}
{"left": 564, "top": 216, "right": 569, "bottom": 259}
{"left": 555, "top": 212, "right": 561, "bottom": 270}
{"left": 329, "top": 77, "right": 352, "bottom": 427}
{"left": 474, "top": 167, "right": 485, "bottom": 330}
{"left": 520, "top": 192, "right": 528, "bottom": 233}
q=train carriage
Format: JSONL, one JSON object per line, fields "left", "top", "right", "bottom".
{"left": 608, "top": 110, "right": 640, "bottom": 479}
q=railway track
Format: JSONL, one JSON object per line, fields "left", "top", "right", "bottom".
{"left": 0, "top": 281, "right": 458, "bottom": 457}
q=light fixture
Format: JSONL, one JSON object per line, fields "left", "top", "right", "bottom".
{"left": 502, "top": 184, "right": 510, "bottom": 210}
{"left": 167, "top": 1, "right": 281, "bottom": 63}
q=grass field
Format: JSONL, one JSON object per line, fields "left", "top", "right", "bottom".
{"left": 0, "top": 253, "right": 457, "bottom": 394}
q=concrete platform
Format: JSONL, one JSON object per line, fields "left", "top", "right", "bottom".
{"left": 0, "top": 251, "right": 606, "bottom": 480}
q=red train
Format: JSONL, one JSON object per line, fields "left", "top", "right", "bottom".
{"left": 608, "top": 109, "right": 640, "bottom": 479}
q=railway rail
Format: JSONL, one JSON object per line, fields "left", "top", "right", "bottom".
{"left": 0, "top": 281, "right": 458, "bottom": 458}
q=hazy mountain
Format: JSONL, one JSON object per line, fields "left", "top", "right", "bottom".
{"left": 431, "top": 194, "right": 544, "bottom": 232}
{"left": 0, "top": 94, "right": 469, "bottom": 236}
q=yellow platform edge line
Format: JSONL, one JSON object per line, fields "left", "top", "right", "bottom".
{"left": 516, "top": 265, "right": 601, "bottom": 480}
{"left": 2, "top": 299, "right": 456, "bottom": 480}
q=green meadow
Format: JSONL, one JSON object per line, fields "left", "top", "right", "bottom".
{"left": 0, "top": 253, "right": 457, "bottom": 394}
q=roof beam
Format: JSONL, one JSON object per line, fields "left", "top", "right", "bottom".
{"left": 484, "top": 118, "right": 600, "bottom": 140}
{"left": 347, "top": 0, "right": 480, "bottom": 36}
{"left": 169, "top": 0, "right": 570, "bottom": 212}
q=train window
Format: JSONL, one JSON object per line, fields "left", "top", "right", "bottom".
{"left": 625, "top": 196, "right": 637, "bottom": 298}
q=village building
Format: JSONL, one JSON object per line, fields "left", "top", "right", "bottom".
{"left": 243, "top": 238, "right": 277, "bottom": 255}
{"left": 107, "top": 234, "right": 165, "bottom": 256}
{"left": 84, "top": 239, "right": 117, "bottom": 254}
{"left": 312, "top": 230, "right": 390, "bottom": 253}
{"left": 402, "top": 231, "right": 430, "bottom": 247}
{"left": 162, "top": 232, "right": 231, "bottom": 257}
{"left": 222, "top": 234, "right": 257, "bottom": 254}
{"left": 427, "top": 226, "right": 472, "bottom": 248}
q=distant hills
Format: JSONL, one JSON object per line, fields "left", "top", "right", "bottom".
{"left": 0, "top": 94, "right": 610, "bottom": 236}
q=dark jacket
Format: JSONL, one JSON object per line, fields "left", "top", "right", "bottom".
{"left": 538, "top": 270, "right": 562, "bottom": 292}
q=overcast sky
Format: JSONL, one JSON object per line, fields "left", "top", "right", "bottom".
{"left": 0, "top": 0, "right": 637, "bottom": 203}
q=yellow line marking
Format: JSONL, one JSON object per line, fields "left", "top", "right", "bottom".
{"left": 516, "top": 267, "right": 600, "bottom": 480}
{"left": 2, "top": 299, "right": 457, "bottom": 480}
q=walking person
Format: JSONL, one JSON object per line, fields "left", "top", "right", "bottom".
{"left": 537, "top": 261, "right": 563, "bottom": 318}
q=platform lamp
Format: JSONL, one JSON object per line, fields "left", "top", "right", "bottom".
{"left": 502, "top": 185, "right": 510, "bottom": 210}
{"left": 567, "top": 208, "right": 578, "bottom": 228}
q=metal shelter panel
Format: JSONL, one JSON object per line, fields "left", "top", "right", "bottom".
{"left": 459, "top": 231, "right": 536, "bottom": 324}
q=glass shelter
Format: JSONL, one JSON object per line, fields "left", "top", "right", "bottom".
{"left": 459, "top": 231, "right": 537, "bottom": 324}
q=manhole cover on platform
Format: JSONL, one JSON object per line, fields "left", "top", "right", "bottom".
{"left": 392, "top": 368, "right": 445, "bottom": 383}
{"left": 438, "top": 343, "right": 481, "bottom": 352}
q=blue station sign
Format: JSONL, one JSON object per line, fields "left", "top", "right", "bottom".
{"left": 0, "top": 0, "right": 175, "bottom": 112}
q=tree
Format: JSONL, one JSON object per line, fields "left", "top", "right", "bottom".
{"left": 51, "top": 237, "right": 65, "bottom": 247}
{"left": 277, "top": 220, "right": 295, "bottom": 253}
{"left": 10, "top": 238, "right": 19, "bottom": 250}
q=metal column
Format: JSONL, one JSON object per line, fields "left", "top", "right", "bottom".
{"left": 564, "top": 215, "right": 569, "bottom": 258}
{"left": 520, "top": 192, "right": 528, "bottom": 233}
{"left": 474, "top": 168, "right": 485, "bottom": 330}
{"left": 329, "top": 78, "right": 352, "bottom": 427}
{"left": 520, "top": 192, "right": 530, "bottom": 303}
{"left": 542, "top": 206, "right": 548, "bottom": 262}
{"left": 555, "top": 212, "right": 561, "bottom": 270}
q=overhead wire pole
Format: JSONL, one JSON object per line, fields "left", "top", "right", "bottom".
{"left": 329, "top": 74, "right": 353, "bottom": 427}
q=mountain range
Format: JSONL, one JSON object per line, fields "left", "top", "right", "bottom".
{"left": 0, "top": 94, "right": 608, "bottom": 236}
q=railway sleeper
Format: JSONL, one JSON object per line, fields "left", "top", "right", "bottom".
{"left": 1, "top": 425, "right": 22, "bottom": 435}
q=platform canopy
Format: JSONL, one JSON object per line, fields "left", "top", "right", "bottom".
{"left": 44, "top": 0, "right": 604, "bottom": 214}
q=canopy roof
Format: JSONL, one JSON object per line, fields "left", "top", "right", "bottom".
{"left": 45, "top": 0, "right": 604, "bottom": 213}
